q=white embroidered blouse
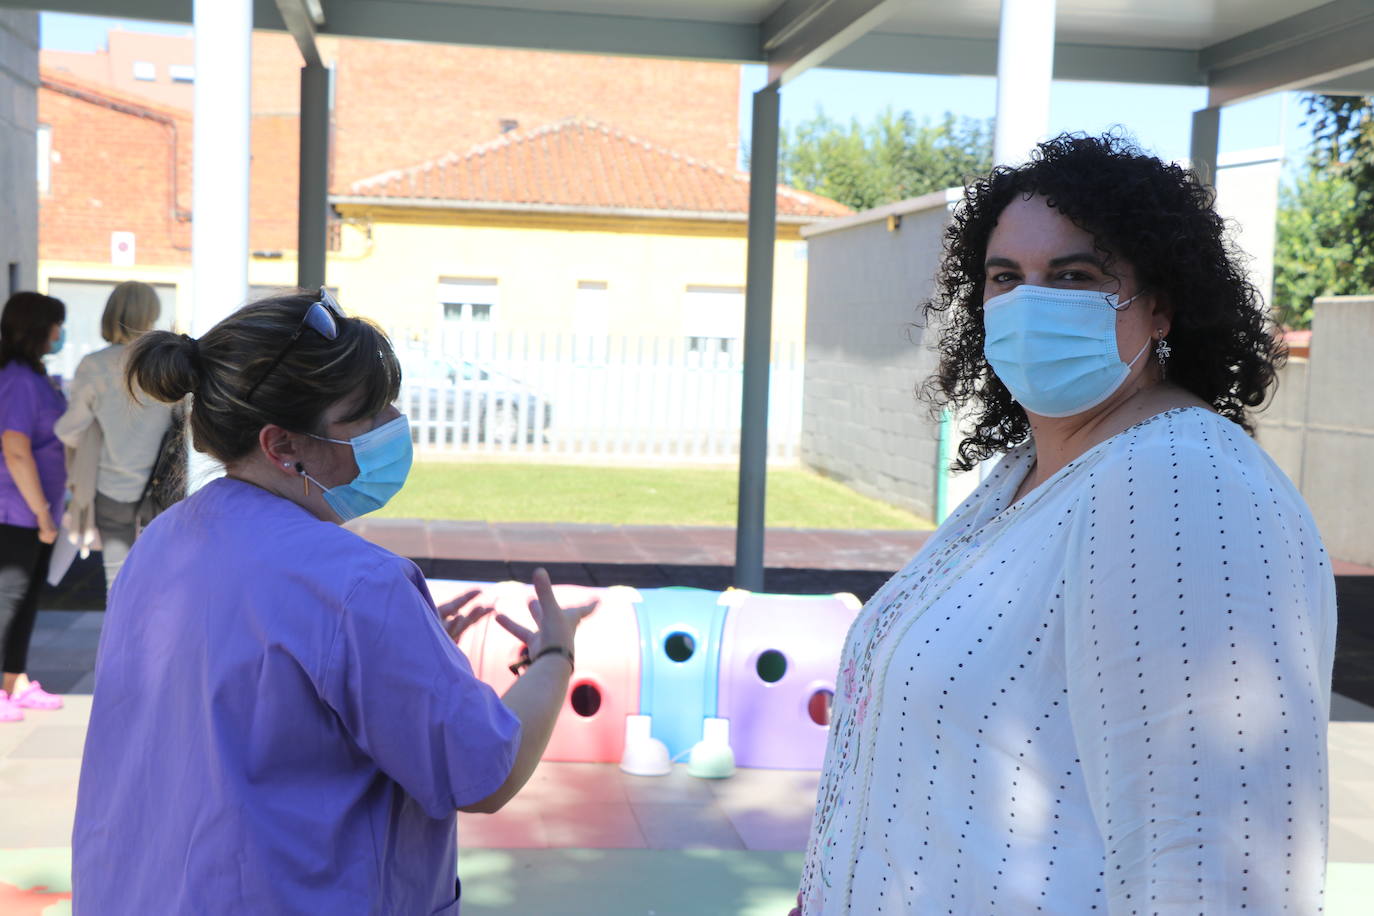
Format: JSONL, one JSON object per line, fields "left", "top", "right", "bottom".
{"left": 800, "top": 407, "right": 1337, "bottom": 915}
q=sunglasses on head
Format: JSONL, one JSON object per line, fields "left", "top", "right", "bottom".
{"left": 244, "top": 288, "right": 345, "bottom": 403}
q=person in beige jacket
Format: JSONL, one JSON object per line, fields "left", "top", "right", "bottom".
{"left": 55, "top": 282, "right": 173, "bottom": 593}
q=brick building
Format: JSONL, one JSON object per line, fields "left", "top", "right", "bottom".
{"left": 38, "top": 72, "right": 191, "bottom": 267}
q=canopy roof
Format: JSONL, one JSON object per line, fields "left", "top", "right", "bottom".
{"left": 19, "top": 0, "right": 1374, "bottom": 107}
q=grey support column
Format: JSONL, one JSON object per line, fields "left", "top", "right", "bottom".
{"left": 734, "top": 85, "right": 781, "bottom": 591}
{"left": 1190, "top": 106, "right": 1222, "bottom": 189}
{"left": 298, "top": 61, "right": 332, "bottom": 290}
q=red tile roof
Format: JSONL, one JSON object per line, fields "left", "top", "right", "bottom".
{"left": 343, "top": 118, "right": 852, "bottom": 221}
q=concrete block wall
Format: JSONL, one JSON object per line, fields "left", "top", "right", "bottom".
{"left": 1256, "top": 295, "right": 1374, "bottom": 566}
{"left": 0, "top": 10, "right": 39, "bottom": 295}
{"left": 799, "top": 191, "right": 953, "bottom": 521}
{"left": 1255, "top": 355, "right": 1307, "bottom": 482}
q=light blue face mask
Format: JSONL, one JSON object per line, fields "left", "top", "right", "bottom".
{"left": 50, "top": 326, "right": 65, "bottom": 355}
{"left": 299, "top": 415, "right": 414, "bottom": 522}
{"left": 983, "top": 284, "right": 1152, "bottom": 418}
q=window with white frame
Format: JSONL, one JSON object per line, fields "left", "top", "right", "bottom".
{"left": 682, "top": 285, "right": 744, "bottom": 354}
{"left": 132, "top": 61, "right": 157, "bottom": 81}
{"left": 169, "top": 64, "right": 195, "bottom": 83}
{"left": 574, "top": 281, "right": 610, "bottom": 337}
{"left": 36, "top": 125, "right": 51, "bottom": 195}
{"left": 438, "top": 277, "right": 498, "bottom": 324}
{"left": 572, "top": 281, "right": 611, "bottom": 363}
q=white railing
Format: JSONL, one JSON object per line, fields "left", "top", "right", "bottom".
{"left": 43, "top": 332, "right": 805, "bottom": 465}
{"left": 391, "top": 328, "right": 803, "bottom": 464}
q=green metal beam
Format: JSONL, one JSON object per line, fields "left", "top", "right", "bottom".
{"left": 1201, "top": 0, "right": 1374, "bottom": 107}
{"left": 763, "top": 0, "right": 905, "bottom": 87}
{"left": 826, "top": 32, "right": 1205, "bottom": 85}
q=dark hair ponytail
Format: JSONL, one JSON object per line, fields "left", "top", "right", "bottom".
{"left": 125, "top": 331, "right": 199, "bottom": 403}
{"left": 125, "top": 290, "right": 401, "bottom": 465}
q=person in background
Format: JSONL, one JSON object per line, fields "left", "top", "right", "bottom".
{"left": 794, "top": 134, "right": 1335, "bottom": 913}
{"left": 0, "top": 292, "right": 68, "bottom": 722}
{"left": 74, "top": 289, "right": 591, "bottom": 913}
{"left": 55, "top": 281, "right": 174, "bottom": 591}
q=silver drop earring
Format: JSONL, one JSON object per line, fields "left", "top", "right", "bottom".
{"left": 1155, "top": 334, "right": 1171, "bottom": 378}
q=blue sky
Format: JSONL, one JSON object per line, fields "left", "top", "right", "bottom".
{"left": 740, "top": 65, "right": 1312, "bottom": 168}
{"left": 41, "top": 12, "right": 190, "bottom": 48}
{"left": 43, "top": 12, "right": 1315, "bottom": 172}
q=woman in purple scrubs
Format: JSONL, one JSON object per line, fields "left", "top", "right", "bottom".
{"left": 0, "top": 292, "right": 68, "bottom": 722}
{"left": 73, "top": 290, "right": 587, "bottom": 914}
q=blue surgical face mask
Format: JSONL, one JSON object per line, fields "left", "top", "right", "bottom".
{"left": 299, "top": 415, "right": 413, "bottom": 522}
{"left": 50, "top": 326, "right": 65, "bottom": 355}
{"left": 982, "top": 284, "right": 1152, "bottom": 418}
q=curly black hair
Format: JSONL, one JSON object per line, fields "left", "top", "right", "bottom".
{"left": 924, "top": 132, "right": 1283, "bottom": 471}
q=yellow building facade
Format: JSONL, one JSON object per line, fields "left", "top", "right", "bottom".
{"left": 42, "top": 118, "right": 848, "bottom": 361}
{"left": 41, "top": 213, "right": 812, "bottom": 350}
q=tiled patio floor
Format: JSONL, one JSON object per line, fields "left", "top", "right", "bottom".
{"left": 9, "top": 613, "right": 1374, "bottom": 856}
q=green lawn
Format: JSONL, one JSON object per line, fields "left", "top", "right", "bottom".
{"left": 379, "top": 462, "right": 934, "bottom": 530}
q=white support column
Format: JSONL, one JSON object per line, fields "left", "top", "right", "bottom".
{"left": 188, "top": 0, "right": 252, "bottom": 490}
{"left": 192, "top": 0, "right": 252, "bottom": 335}
{"left": 1189, "top": 106, "right": 1222, "bottom": 189}
{"left": 993, "top": 0, "right": 1057, "bottom": 165}
{"left": 944, "top": 0, "right": 1060, "bottom": 498}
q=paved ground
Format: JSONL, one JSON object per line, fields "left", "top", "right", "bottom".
{"left": 8, "top": 615, "right": 1374, "bottom": 874}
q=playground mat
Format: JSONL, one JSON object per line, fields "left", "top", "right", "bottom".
{"left": 5, "top": 849, "right": 1374, "bottom": 916}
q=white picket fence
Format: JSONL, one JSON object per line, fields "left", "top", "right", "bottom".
{"left": 391, "top": 328, "right": 804, "bottom": 464}
{"left": 43, "top": 331, "right": 806, "bottom": 465}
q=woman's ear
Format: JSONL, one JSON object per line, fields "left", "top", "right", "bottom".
{"left": 257, "top": 424, "right": 301, "bottom": 469}
{"left": 1151, "top": 292, "right": 1175, "bottom": 338}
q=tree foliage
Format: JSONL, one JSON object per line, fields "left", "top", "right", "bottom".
{"left": 1273, "top": 166, "right": 1374, "bottom": 328}
{"left": 778, "top": 109, "right": 993, "bottom": 211}
{"left": 1273, "top": 94, "right": 1374, "bottom": 329}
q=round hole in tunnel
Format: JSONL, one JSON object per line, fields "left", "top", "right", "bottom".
{"left": 664, "top": 631, "right": 696, "bottom": 662}
{"left": 570, "top": 682, "right": 602, "bottom": 717}
{"left": 808, "top": 689, "right": 834, "bottom": 726}
{"left": 756, "top": 649, "right": 788, "bottom": 683}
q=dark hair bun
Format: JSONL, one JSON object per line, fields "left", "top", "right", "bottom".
{"left": 125, "top": 329, "right": 198, "bottom": 403}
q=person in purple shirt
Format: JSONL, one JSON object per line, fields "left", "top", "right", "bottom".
{"left": 0, "top": 291, "right": 68, "bottom": 722}
{"left": 74, "top": 289, "right": 590, "bottom": 914}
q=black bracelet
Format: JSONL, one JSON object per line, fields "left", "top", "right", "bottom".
{"left": 508, "top": 645, "right": 575, "bottom": 676}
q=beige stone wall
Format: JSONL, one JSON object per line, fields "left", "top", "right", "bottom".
{"left": 1256, "top": 295, "right": 1374, "bottom": 566}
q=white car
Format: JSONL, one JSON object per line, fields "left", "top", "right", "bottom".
{"left": 400, "top": 356, "right": 552, "bottom": 445}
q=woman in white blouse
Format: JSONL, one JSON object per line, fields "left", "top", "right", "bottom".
{"left": 55, "top": 281, "right": 173, "bottom": 591}
{"left": 796, "top": 134, "right": 1336, "bottom": 914}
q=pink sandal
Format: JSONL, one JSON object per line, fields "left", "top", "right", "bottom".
{"left": 11, "top": 681, "right": 63, "bottom": 711}
{"left": 0, "top": 691, "right": 24, "bottom": 722}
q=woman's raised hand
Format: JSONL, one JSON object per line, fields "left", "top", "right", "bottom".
{"left": 438, "top": 588, "right": 493, "bottom": 643}
{"left": 494, "top": 567, "right": 597, "bottom": 660}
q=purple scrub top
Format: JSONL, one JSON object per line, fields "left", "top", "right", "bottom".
{"left": 73, "top": 478, "right": 520, "bottom": 915}
{"left": 0, "top": 360, "right": 67, "bottom": 527}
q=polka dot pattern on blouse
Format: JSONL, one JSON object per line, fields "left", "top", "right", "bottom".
{"left": 799, "top": 407, "right": 1337, "bottom": 915}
